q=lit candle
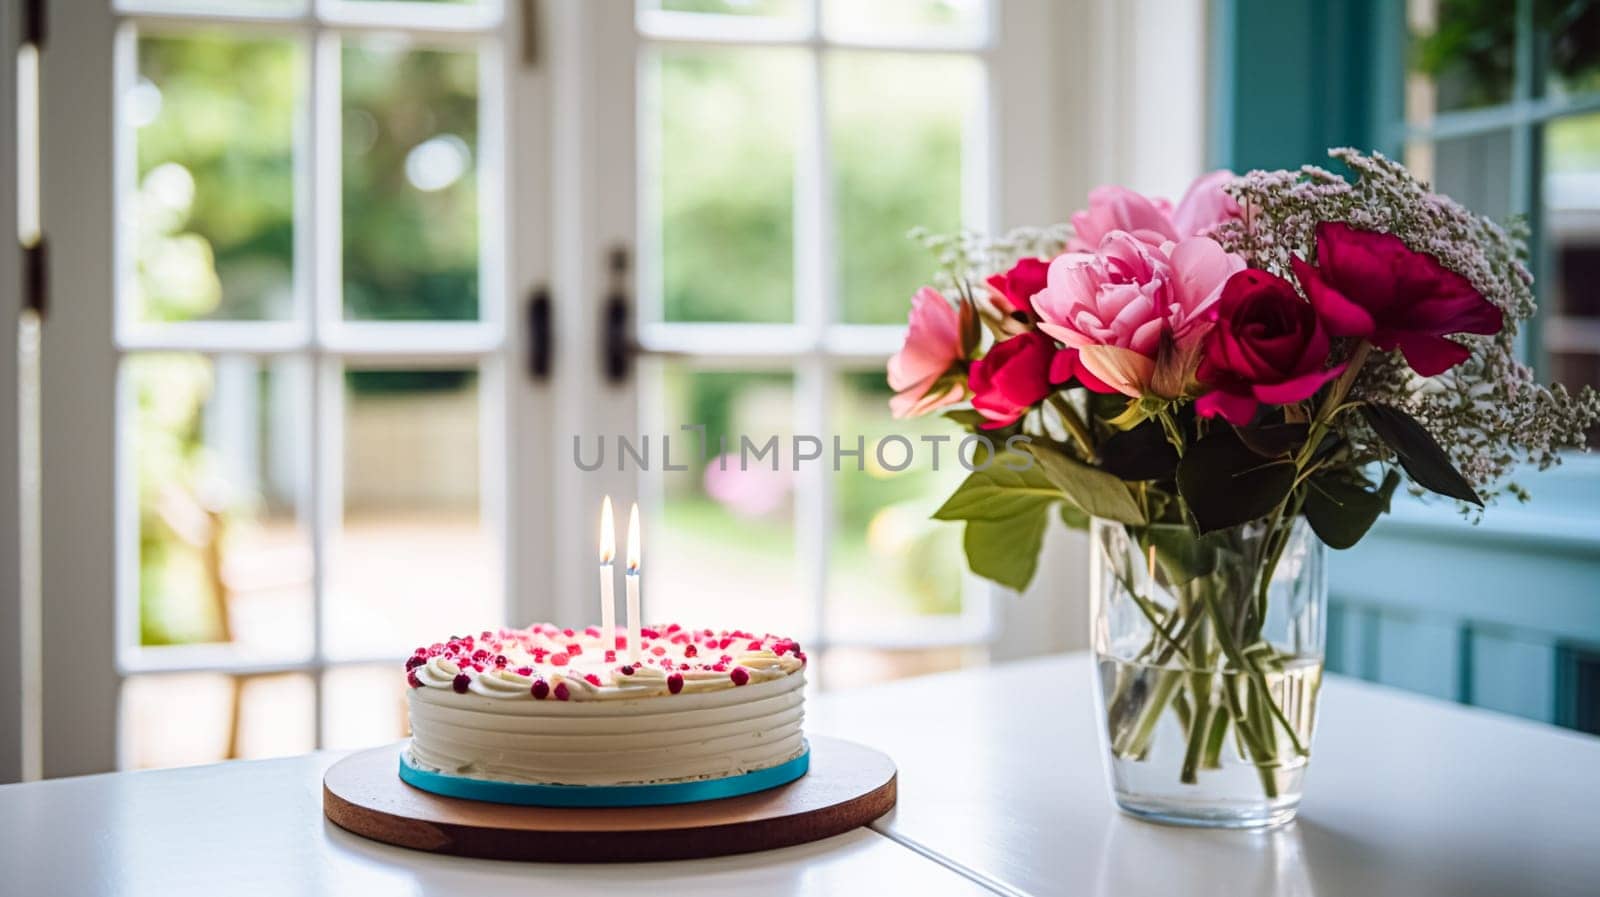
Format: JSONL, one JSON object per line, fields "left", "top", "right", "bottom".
{"left": 599, "top": 496, "right": 617, "bottom": 659}
{"left": 625, "top": 502, "right": 642, "bottom": 663}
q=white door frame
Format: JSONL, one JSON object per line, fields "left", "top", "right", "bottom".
{"left": 38, "top": 4, "right": 119, "bottom": 779}
{"left": 1, "top": 0, "right": 27, "bottom": 785}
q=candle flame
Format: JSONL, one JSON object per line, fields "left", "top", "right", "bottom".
{"left": 599, "top": 496, "right": 615, "bottom": 564}
{"left": 626, "top": 502, "right": 641, "bottom": 574}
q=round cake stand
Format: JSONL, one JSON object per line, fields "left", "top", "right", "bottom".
{"left": 322, "top": 735, "right": 896, "bottom": 862}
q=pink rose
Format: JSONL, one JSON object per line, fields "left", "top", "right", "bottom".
{"left": 888, "top": 287, "right": 969, "bottom": 418}
{"left": 1195, "top": 269, "right": 1347, "bottom": 425}
{"left": 1292, "top": 222, "right": 1503, "bottom": 376}
{"left": 1067, "top": 171, "right": 1241, "bottom": 252}
{"left": 1032, "top": 232, "right": 1246, "bottom": 397}
{"left": 968, "top": 331, "right": 1091, "bottom": 428}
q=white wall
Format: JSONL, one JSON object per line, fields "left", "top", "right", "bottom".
{"left": 989, "top": 0, "right": 1209, "bottom": 661}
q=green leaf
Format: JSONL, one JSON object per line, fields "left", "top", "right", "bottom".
{"left": 932, "top": 453, "right": 1060, "bottom": 522}
{"left": 1023, "top": 443, "right": 1147, "bottom": 525}
{"left": 1235, "top": 423, "right": 1309, "bottom": 459}
{"left": 1176, "top": 429, "right": 1297, "bottom": 533}
{"left": 1058, "top": 501, "right": 1090, "bottom": 531}
{"left": 1098, "top": 420, "right": 1179, "bottom": 481}
{"left": 1361, "top": 404, "right": 1482, "bottom": 505}
{"left": 942, "top": 409, "right": 988, "bottom": 430}
{"left": 1139, "top": 524, "right": 1220, "bottom": 585}
{"left": 963, "top": 510, "right": 1049, "bottom": 591}
{"left": 1305, "top": 468, "right": 1401, "bottom": 549}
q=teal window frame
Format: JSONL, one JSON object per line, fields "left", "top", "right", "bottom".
{"left": 1210, "top": 0, "right": 1600, "bottom": 732}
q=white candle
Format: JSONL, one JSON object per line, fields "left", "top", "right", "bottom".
{"left": 625, "top": 502, "right": 642, "bottom": 663}
{"left": 599, "top": 496, "right": 617, "bottom": 658}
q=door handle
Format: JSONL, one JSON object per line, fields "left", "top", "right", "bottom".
{"left": 527, "top": 285, "right": 551, "bottom": 381}
{"left": 604, "top": 245, "right": 632, "bottom": 384}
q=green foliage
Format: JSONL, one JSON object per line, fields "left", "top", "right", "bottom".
{"left": 932, "top": 451, "right": 1063, "bottom": 591}
{"left": 1096, "top": 420, "right": 1178, "bottom": 481}
{"left": 1305, "top": 468, "right": 1401, "bottom": 550}
{"left": 1139, "top": 524, "right": 1223, "bottom": 586}
{"left": 1023, "top": 443, "right": 1147, "bottom": 525}
{"left": 963, "top": 514, "right": 1048, "bottom": 592}
{"left": 1361, "top": 404, "right": 1482, "bottom": 505}
{"left": 933, "top": 454, "right": 1060, "bottom": 522}
{"left": 830, "top": 53, "right": 972, "bottom": 324}
{"left": 1411, "top": 0, "right": 1600, "bottom": 107}
{"left": 137, "top": 35, "right": 296, "bottom": 322}
{"left": 1176, "top": 429, "right": 1296, "bottom": 533}
{"left": 341, "top": 44, "right": 479, "bottom": 321}
{"left": 659, "top": 50, "right": 798, "bottom": 323}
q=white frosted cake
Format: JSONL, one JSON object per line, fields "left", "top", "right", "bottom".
{"left": 404, "top": 623, "right": 807, "bottom": 787}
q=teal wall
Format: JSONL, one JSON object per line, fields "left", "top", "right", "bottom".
{"left": 1208, "top": 0, "right": 1399, "bottom": 171}
{"left": 1210, "top": 0, "right": 1600, "bottom": 732}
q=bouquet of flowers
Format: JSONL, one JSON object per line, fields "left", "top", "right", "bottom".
{"left": 888, "top": 149, "right": 1600, "bottom": 819}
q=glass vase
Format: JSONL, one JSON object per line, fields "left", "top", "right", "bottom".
{"left": 1090, "top": 515, "right": 1325, "bottom": 829}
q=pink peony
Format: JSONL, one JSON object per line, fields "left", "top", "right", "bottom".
{"left": 1067, "top": 171, "right": 1241, "bottom": 252}
{"left": 888, "top": 287, "right": 968, "bottom": 418}
{"left": 1032, "top": 232, "right": 1246, "bottom": 397}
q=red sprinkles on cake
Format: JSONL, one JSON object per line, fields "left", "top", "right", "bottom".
{"left": 403, "top": 623, "right": 804, "bottom": 701}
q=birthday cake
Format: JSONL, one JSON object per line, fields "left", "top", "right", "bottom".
{"left": 403, "top": 623, "right": 807, "bottom": 788}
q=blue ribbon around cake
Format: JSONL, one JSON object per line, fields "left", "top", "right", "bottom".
{"left": 398, "top": 741, "right": 810, "bottom": 807}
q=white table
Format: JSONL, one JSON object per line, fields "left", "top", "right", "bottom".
{"left": 0, "top": 751, "right": 990, "bottom": 896}
{"left": 2, "top": 654, "right": 1597, "bottom": 895}
{"left": 810, "top": 654, "right": 1600, "bottom": 897}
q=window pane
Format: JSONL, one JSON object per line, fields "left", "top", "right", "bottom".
{"left": 119, "top": 1, "right": 305, "bottom": 14}
{"left": 1545, "top": 3, "right": 1600, "bottom": 99}
{"left": 644, "top": 0, "right": 806, "bottom": 18}
{"left": 827, "top": 372, "right": 967, "bottom": 634}
{"left": 822, "top": 0, "right": 986, "bottom": 38}
{"left": 323, "top": 665, "right": 409, "bottom": 749}
{"left": 121, "top": 672, "right": 314, "bottom": 770}
{"left": 822, "top": 646, "right": 975, "bottom": 687}
{"left": 1406, "top": 130, "right": 1516, "bottom": 221}
{"left": 651, "top": 48, "right": 802, "bottom": 323}
{"left": 828, "top": 52, "right": 978, "bottom": 324}
{"left": 342, "top": 42, "right": 479, "bottom": 321}
{"left": 327, "top": 368, "right": 498, "bottom": 657}
{"left": 131, "top": 34, "right": 297, "bottom": 323}
{"left": 1406, "top": 0, "right": 1515, "bottom": 118}
{"left": 126, "top": 354, "right": 313, "bottom": 660}
{"left": 1542, "top": 112, "right": 1600, "bottom": 447}
{"left": 649, "top": 366, "right": 805, "bottom": 634}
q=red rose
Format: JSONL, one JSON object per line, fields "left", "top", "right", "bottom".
{"left": 1291, "top": 222, "right": 1502, "bottom": 376}
{"left": 1196, "top": 269, "right": 1346, "bottom": 425}
{"left": 969, "top": 330, "right": 1108, "bottom": 428}
{"left": 986, "top": 257, "right": 1050, "bottom": 319}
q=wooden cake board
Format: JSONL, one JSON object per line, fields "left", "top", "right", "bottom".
{"left": 323, "top": 735, "right": 897, "bottom": 862}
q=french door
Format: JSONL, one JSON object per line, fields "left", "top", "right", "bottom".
{"left": 31, "top": 0, "right": 1087, "bottom": 777}
{"left": 594, "top": 0, "right": 1089, "bottom": 688}
{"left": 39, "top": 0, "right": 551, "bottom": 776}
